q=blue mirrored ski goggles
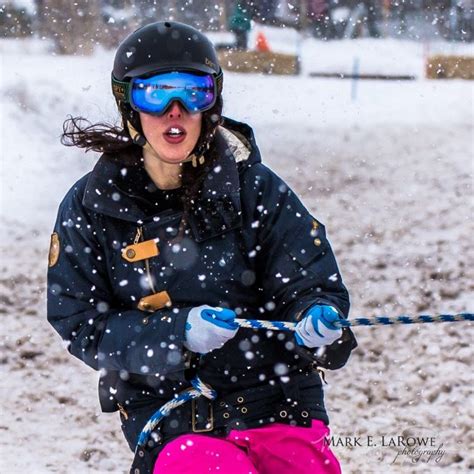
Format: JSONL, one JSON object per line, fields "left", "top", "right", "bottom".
{"left": 112, "top": 71, "right": 217, "bottom": 116}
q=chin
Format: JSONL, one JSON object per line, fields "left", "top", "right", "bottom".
{"left": 160, "top": 143, "right": 196, "bottom": 163}
{"left": 159, "top": 155, "right": 186, "bottom": 164}
{"left": 161, "top": 150, "right": 191, "bottom": 163}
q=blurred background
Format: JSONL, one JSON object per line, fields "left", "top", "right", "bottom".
{"left": 1, "top": 1, "right": 473, "bottom": 473}
{"left": 2, "top": 0, "right": 474, "bottom": 52}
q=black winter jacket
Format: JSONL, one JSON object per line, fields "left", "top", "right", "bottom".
{"left": 47, "top": 117, "right": 356, "bottom": 454}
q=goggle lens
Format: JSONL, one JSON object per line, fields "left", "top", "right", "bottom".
{"left": 130, "top": 71, "right": 215, "bottom": 115}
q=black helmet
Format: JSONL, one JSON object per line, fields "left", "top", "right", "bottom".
{"left": 111, "top": 21, "right": 224, "bottom": 165}
{"left": 112, "top": 21, "right": 223, "bottom": 108}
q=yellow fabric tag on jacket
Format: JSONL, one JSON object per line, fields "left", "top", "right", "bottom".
{"left": 138, "top": 291, "right": 172, "bottom": 312}
{"left": 121, "top": 239, "right": 159, "bottom": 262}
{"left": 48, "top": 232, "right": 60, "bottom": 267}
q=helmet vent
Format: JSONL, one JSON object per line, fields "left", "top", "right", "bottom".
{"left": 164, "top": 22, "right": 171, "bottom": 28}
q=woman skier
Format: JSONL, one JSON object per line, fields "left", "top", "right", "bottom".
{"left": 47, "top": 21, "right": 357, "bottom": 473}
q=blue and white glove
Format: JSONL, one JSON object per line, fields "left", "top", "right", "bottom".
{"left": 184, "top": 305, "right": 239, "bottom": 354}
{"left": 294, "top": 305, "right": 343, "bottom": 348}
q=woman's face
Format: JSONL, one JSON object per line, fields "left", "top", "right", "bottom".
{"left": 139, "top": 101, "right": 202, "bottom": 163}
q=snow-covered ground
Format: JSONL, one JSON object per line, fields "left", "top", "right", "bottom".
{"left": 0, "top": 31, "right": 473, "bottom": 473}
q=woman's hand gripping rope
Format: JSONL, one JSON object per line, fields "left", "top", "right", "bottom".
{"left": 183, "top": 305, "right": 239, "bottom": 354}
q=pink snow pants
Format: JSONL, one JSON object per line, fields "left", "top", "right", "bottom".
{"left": 153, "top": 419, "right": 341, "bottom": 473}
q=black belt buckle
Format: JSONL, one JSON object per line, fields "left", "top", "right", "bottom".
{"left": 191, "top": 398, "right": 214, "bottom": 433}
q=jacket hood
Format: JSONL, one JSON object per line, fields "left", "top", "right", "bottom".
{"left": 82, "top": 117, "right": 262, "bottom": 239}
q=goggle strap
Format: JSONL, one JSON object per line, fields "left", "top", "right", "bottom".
{"left": 216, "top": 70, "right": 223, "bottom": 96}
{"left": 112, "top": 75, "right": 131, "bottom": 104}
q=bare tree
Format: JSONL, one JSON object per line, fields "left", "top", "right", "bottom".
{"left": 37, "top": 0, "right": 103, "bottom": 55}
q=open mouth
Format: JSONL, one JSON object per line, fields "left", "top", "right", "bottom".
{"left": 163, "top": 125, "right": 187, "bottom": 144}
{"left": 165, "top": 126, "right": 185, "bottom": 137}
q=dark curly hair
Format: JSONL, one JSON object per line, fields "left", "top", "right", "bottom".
{"left": 61, "top": 96, "right": 224, "bottom": 236}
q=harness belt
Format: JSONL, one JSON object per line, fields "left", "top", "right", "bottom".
{"left": 134, "top": 371, "right": 326, "bottom": 453}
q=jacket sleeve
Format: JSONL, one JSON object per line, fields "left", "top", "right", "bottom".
{"left": 47, "top": 181, "right": 189, "bottom": 379}
{"left": 241, "top": 163, "right": 350, "bottom": 323}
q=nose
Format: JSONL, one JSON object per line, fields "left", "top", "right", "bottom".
{"left": 166, "top": 100, "right": 184, "bottom": 118}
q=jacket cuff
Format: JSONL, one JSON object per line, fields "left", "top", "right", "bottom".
{"left": 168, "top": 306, "right": 192, "bottom": 373}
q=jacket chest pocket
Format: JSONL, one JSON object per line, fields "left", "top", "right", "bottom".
{"left": 172, "top": 231, "right": 248, "bottom": 290}
{"left": 141, "top": 218, "right": 247, "bottom": 303}
{"left": 284, "top": 215, "right": 329, "bottom": 269}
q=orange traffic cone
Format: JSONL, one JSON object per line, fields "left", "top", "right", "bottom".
{"left": 255, "top": 31, "right": 271, "bottom": 53}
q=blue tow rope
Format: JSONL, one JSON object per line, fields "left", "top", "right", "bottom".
{"left": 236, "top": 312, "right": 474, "bottom": 330}
{"left": 136, "top": 312, "right": 473, "bottom": 450}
